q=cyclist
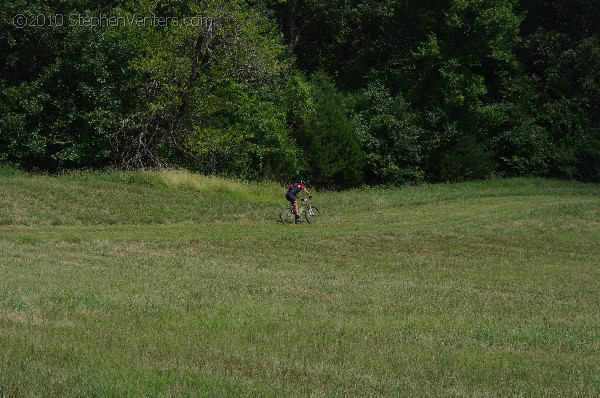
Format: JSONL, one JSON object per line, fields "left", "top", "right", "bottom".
{"left": 286, "top": 179, "right": 312, "bottom": 223}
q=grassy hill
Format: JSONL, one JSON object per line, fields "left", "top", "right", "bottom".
{"left": 1, "top": 169, "right": 599, "bottom": 397}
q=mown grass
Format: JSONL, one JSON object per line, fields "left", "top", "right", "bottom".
{"left": 1, "top": 169, "right": 599, "bottom": 397}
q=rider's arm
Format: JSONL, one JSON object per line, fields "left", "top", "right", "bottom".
{"left": 303, "top": 188, "right": 312, "bottom": 198}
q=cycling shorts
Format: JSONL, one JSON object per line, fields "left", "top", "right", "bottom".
{"left": 285, "top": 192, "right": 297, "bottom": 203}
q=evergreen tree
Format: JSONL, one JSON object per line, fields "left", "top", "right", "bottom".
{"left": 297, "top": 71, "right": 365, "bottom": 189}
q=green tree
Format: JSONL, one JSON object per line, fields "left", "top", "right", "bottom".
{"left": 1, "top": 0, "right": 301, "bottom": 180}
{"left": 516, "top": 0, "right": 600, "bottom": 181}
{"left": 296, "top": 71, "right": 365, "bottom": 189}
{"left": 351, "top": 82, "right": 425, "bottom": 185}
{"left": 0, "top": 1, "right": 136, "bottom": 170}
{"left": 408, "top": 0, "right": 522, "bottom": 181}
{"left": 263, "top": 0, "right": 523, "bottom": 183}
{"left": 176, "top": 0, "right": 300, "bottom": 180}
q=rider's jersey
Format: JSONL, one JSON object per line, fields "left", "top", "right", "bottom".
{"left": 287, "top": 182, "right": 305, "bottom": 196}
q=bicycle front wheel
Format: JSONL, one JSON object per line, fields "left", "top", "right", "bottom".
{"left": 280, "top": 207, "right": 296, "bottom": 225}
{"left": 304, "top": 206, "right": 321, "bottom": 224}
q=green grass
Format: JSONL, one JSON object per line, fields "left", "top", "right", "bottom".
{"left": 1, "top": 170, "right": 599, "bottom": 397}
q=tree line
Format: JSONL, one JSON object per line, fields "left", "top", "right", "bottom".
{"left": 1, "top": 0, "right": 599, "bottom": 188}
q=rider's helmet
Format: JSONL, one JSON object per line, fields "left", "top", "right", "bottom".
{"left": 299, "top": 179, "right": 305, "bottom": 185}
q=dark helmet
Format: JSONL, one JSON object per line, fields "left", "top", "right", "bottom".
{"left": 299, "top": 179, "right": 305, "bottom": 185}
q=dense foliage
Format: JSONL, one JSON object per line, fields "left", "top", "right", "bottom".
{"left": 1, "top": 0, "right": 599, "bottom": 186}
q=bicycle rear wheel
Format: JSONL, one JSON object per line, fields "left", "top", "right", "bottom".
{"left": 304, "top": 206, "right": 321, "bottom": 224}
{"left": 280, "top": 207, "right": 296, "bottom": 225}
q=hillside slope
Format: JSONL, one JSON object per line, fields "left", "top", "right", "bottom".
{"left": 0, "top": 169, "right": 284, "bottom": 226}
{"left": 1, "top": 168, "right": 598, "bottom": 226}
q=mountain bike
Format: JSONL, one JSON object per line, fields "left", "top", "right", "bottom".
{"left": 280, "top": 198, "right": 321, "bottom": 225}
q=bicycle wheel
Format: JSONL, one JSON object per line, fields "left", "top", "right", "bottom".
{"left": 280, "top": 207, "right": 296, "bottom": 225}
{"left": 304, "top": 206, "right": 321, "bottom": 224}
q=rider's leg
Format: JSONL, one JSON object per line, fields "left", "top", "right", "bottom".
{"left": 293, "top": 202, "right": 303, "bottom": 223}
{"left": 286, "top": 193, "right": 299, "bottom": 218}
{"left": 286, "top": 193, "right": 302, "bottom": 221}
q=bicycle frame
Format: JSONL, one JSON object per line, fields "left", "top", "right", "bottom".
{"left": 281, "top": 197, "right": 321, "bottom": 225}
{"left": 291, "top": 198, "right": 311, "bottom": 216}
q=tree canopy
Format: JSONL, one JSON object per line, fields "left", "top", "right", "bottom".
{"left": 1, "top": 0, "right": 599, "bottom": 186}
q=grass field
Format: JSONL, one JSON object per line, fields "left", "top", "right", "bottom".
{"left": 1, "top": 168, "right": 599, "bottom": 397}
